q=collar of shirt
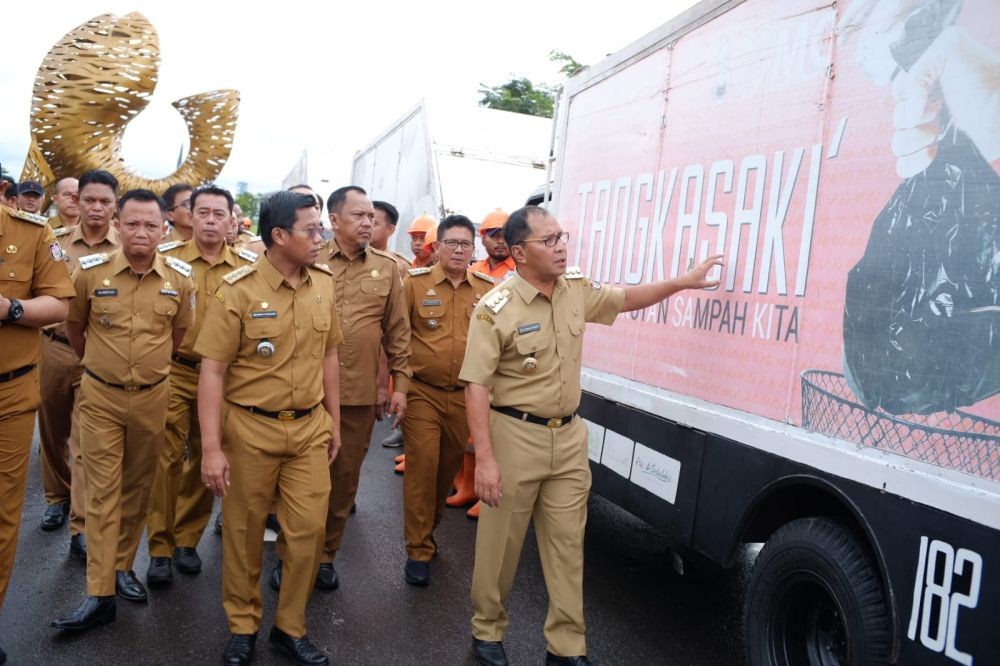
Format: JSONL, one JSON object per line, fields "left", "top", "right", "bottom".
{"left": 327, "top": 237, "right": 369, "bottom": 263}
{"left": 69, "top": 223, "right": 117, "bottom": 248}
{"left": 511, "top": 272, "right": 567, "bottom": 305}
{"left": 429, "top": 263, "right": 473, "bottom": 287}
{"left": 177, "top": 238, "right": 240, "bottom": 267}
{"left": 257, "top": 253, "right": 313, "bottom": 290}
{"left": 109, "top": 248, "right": 169, "bottom": 278}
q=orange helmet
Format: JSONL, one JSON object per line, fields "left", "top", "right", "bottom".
{"left": 480, "top": 208, "right": 508, "bottom": 234}
{"left": 408, "top": 214, "right": 436, "bottom": 236}
{"left": 424, "top": 222, "right": 438, "bottom": 249}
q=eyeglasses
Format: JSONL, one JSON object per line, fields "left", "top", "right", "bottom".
{"left": 483, "top": 228, "right": 504, "bottom": 238}
{"left": 520, "top": 231, "right": 569, "bottom": 248}
{"left": 169, "top": 200, "right": 191, "bottom": 212}
{"left": 288, "top": 225, "right": 325, "bottom": 239}
{"left": 440, "top": 239, "right": 475, "bottom": 250}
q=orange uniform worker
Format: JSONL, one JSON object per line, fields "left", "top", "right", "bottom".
{"left": 0, "top": 174, "right": 75, "bottom": 663}
{"left": 53, "top": 188, "right": 196, "bottom": 633}
{"left": 145, "top": 186, "right": 258, "bottom": 586}
{"left": 408, "top": 213, "right": 437, "bottom": 268}
{"left": 37, "top": 170, "right": 120, "bottom": 560}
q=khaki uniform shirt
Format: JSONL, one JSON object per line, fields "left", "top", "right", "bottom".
{"left": 404, "top": 264, "right": 494, "bottom": 390}
{"left": 233, "top": 231, "right": 260, "bottom": 250}
{"left": 67, "top": 249, "right": 196, "bottom": 385}
{"left": 390, "top": 250, "right": 411, "bottom": 281}
{"left": 470, "top": 256, "right": 516, "bottom": 283}
{"left": 0, "top": 206, "right": 75, "bottom": 375}
{"left": 194, "top": 256, "right": 344, "bottom": 412}
{"left": 162, "top": 240, "right": 256, "bottom": 360}
{"left": 320, "top": 238, "right": 411, "bottom": 404}
{"left": 163, "top": 226, "right": 192, "bottom": 244}
{"left": 47, "top": 224, "right": 120, "bottom": 337}
{"left": 49, "top": 213, "right": 78, "bottom": 231}
{"left": 459, "top": 271, "right": 625, "bottom": 418}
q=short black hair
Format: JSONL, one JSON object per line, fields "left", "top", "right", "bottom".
{"left": 79, "top": 169, "right": 119, "bottom": 196}
{"left": 504, "top": 205, "right": 547, "bottom": 248}
{"left": 326, "top": 185, "right": 367, "bottom": 214}
{"left": 163, "top": 183, "right": 194, "bottom": 209}
{"left": 373, "top": 200, "right": 399, "bottom": 227}
{"left": 438, "top": 214, "right": 475, "bottom": 240}
{"left": 190, "top": 185, "right": 234, "bottom": 213}
{"left": 117, "top": 188, "right": 167, "bottom": 215}
{"left": 259, "top": 191, "right": 316, "bottom": 248}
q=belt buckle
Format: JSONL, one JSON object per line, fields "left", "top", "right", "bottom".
{"left": 124, "top": 384, "right": 140, "bottom": 392}
{"left": 277, "top": 410, "right": 296, "bottom": 421}
{"left": 547, "top": 417, "right": 563, "bottom": 428}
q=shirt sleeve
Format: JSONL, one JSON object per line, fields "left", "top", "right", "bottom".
{"left": 583, "top": 280, "right": 626, "bottom": 325}
{"left": 193, "top": 287, "right": 241, "bottom": 363}
{"left": 65, "top": 269, "right": 91, "bottom": 323}
{"left": 326, "top": 282, "right": 344, "bottom": 350}
{"left": 381, "top": 262, "right": 412, "bottom": 393}
{"left": 458, "top": 304, "right": 502, "bottom": 386}
{"left": 173, "top": 275, "right": 196, "bottom": 330}
{"left": 32, "top": 227, "right": 75, "bottom": 299}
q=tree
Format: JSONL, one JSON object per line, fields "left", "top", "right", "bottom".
{"left": 549, "top": 50, "right": 584, "bottom": 78}
{"left": 479, "top": 50, "right": 585, "bottom": 119}
{"left": 235, "top": 191, "right": 260, "bottom": 223}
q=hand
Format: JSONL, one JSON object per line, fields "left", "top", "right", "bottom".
{"left": 327, "top": 432, "right": 342, "bottom": 464}
{"left": 475, "top": 454, "right": 503, "bottom": 507}
{"left": 682, "top": 255, "right": 724, "bottom": 290}
{"left": 375, "top": 385, "right": 390, "bottom": 421}
{"left": 0, "top": 295, "right": 9, "bottom": 321}
{"left": 388, "top": 391, "right": 407, "bottom": 428}
{"left": 201, "top": 449, "right": 230, "bottom": 498}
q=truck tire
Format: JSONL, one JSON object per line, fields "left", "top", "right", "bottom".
{"left": 745, "top": 517, "right": 890, "bottom": 666}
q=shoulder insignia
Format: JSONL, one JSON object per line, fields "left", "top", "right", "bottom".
{"left": 248, "top": 235, "right": 262, "bottom": 242}
{"left": 53, "top": 226, "right": 72, "bottom": 238}
{"left": 484, "top": 288, "right": 511, "bottom": 314}
{"left": 472, "top": 271, "right": 496, "bottom": 284}
{"left": 164, "top": 256, "right": 193, "bottom": 277}
{"left": 408, "top": 266, "right": 432, "bottom": 276}
{"left": 79, "top": 252, "right": 111, "bottom": 270}
{"left": 9, "top": 209, "right": 48, "bottom": 225}
{"left": 223, "top": 264, "right": 256, "bottom": 284}
{"left": 234, "top": 247, "right": 258, "bottom": 263}
{"left": 157, "top": 240, "right": 185, "bottom": 253}
{"left": 564, "top": 266, "right": 585, "bottom": 280}
{"left": 368, "top": 246, "right": 393, "bottom": 260}
{"left": 310, "top": 263, "right": 333, "bottom": 275}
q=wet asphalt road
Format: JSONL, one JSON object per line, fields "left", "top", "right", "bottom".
{"left": 0, "top": 419, "right": 752, "bottom": 665}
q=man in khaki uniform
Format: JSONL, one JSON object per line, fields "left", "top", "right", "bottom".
{"left": 53, "top": 188, "right": 196, "bottom": 632}
{"left": 372, "top": 200, "right": 411, "bottom": 279}
{"left": 460, "top": 206, "right": 722, "bottom": 666}
{"left": 401, "top": 215, "right": 493, "bottom": 586}
{"left": 162, "top": 183, "right": 194, "bottom": 243}
{"left": 198, "top": 191, "right": 342, "bottom": 666}
{"left": 0, "top": 171, "right": 75, "bottom": 664}
{"left": 48, "top": 177, "right": 80, "bottom": 230}
{"left": 145, "top": 186, "right": 257, "bottom": 587}
{"left": 271, "top": 185, "right": 411, "bottom": 592}
{"left": 37, "top": 170, "right": 120, "bottom": 561}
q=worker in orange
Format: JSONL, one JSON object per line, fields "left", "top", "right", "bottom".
{"left": 408, "top": 214, "right": 437, "bottom": 268}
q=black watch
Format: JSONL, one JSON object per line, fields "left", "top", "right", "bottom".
{"left": 7, "top": 299, "right": 24, "bottom": 323}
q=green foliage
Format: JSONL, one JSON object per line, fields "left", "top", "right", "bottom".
{"left": 235, "top": 191, "right": 260, "bottom": 222}
{"left": 549, "top": 50, "right": 584, "bottom": 77}
{"left": 478, "top": 50, "right": 585, "bottom": 119}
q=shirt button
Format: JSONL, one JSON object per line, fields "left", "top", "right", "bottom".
{"left": 293, "top": 353, "right": 299, "bottom": 359}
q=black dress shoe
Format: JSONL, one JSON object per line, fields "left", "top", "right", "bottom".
{"left": 314, "top": 563, "right": 338, "bottom": 590}
{"left": 269, "top": 560, "right": 282, "bottom": 591}
{"left": 174, "top": 547, "right": 202, "bottom": 574}
{"left": 545, "top": 652, "right": 592, "bottom": 665}
{"left": 268, "top": 626, "right": 328, "bottom": 665}
{"left": 404, "top": 559, "right": 430, "bottom": 587}
{"left": 50, "top": 595, "right": 116, "bottom": 631}
{"left": 146, "top": 557, "right": 173, "bottom": 586}
{"left": 41, "top": 503, "right": 69, "bottom": 531}
{"left": 222, "top": 633, "right": 256, "bottom": 665}
{"left": 69, "top": 533, "right": 87, "bottom": 562}
{"left": 0, "top": 640, "right": 6, "bottom": 664}
{"left": 265, "top": 513, "right": 281, "bottom": 533}
{"left": 472, "top": 638, "right": 508, "bottom": 666}
{"left": 115, "top": 570, "right": 148, "bottom": 602}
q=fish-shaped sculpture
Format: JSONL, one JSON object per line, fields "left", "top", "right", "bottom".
{"left": 20, "top": 12, "right": 239, "bottom": 199}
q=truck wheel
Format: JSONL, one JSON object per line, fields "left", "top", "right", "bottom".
{"left": 745, "top": 517, "right": 890, "bottom": 666}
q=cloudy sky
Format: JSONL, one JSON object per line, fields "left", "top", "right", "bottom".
{"left": 1, "top": 0, "right": 697, "bottom": 197}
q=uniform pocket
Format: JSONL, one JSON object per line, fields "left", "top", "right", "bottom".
{"left": 359, "top": 277, "right": 389, "bottom": 296}
{"left": 311, "top": 315, "right": 331, "bottom": 357}
{"left": 0, "top": 262, "right": 32, "bottom": 299}
{"left": 243, "top": 320, "right": 282, "bottom": 364}
{"left": 514, "top": 333, "right": 549, "bottom": 355}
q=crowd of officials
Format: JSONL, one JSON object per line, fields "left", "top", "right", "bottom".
{"left": 0, "top": 166, "right": 722, "bottom": 666}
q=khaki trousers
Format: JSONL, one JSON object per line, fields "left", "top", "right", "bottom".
{"left": 470, "top": 412, "right": 591, "bottom": 657}
{"left": 147, "top": 361, "right": 213, "bottom": 557}
{"left": 222, "top": 405, "right": 332, "bottom": 637}
{"left": 79, "top": 374, "right": 168, "bottom": 596}
{"left": 0, "top": 370, "right": 40, "bottom": 610}
{"left": 402, "top": 380, "right": 467, "bottom": 560}
{"left": 37, "top": 334, "right": 86, "bottom": 534}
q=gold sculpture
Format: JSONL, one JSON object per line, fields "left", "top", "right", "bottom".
{"left": 19, "top": 12, "right": 239, "bottom": 199}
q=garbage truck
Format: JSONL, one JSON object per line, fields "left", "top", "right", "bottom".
{"left": 546, "top": 0, "right": 1000, "bottom": 663}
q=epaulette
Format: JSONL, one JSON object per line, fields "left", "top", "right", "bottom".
{"left": 79, "top": 252, "right": 111, "bottom": 270}
{"left": 472, "top": 271, "right": 495, "bottom": 284}
{"left": 564, "top": 266, "right": 585, "bottom": 279}
{"left": 408, "top": 266, "right": 431, "bottom": 276}
{"left": 483, "top": 288, "right": 511, "bottom": 314}
{"left": 310, "top": 263, "right": 333, "bottom": 275}
{"left": 233, "top": 247, "right": 258, "bottom": 263}
{"left": 157, "top": 240, "right": 185, "bottom": 253}
{"left": 369, "top": 246, "right": 395, "bottom": 262}
{"left": 164, "top": 256, "right": 193, "bottom": 277}
{"left": 9, "top": 209, "right": 48, "bottom": 226}
{"left": 53, "top": 227, "right": 72, "bottom": 238}
{"left": 245, "top": 235, "right": 262, "bottom": 243}
{"left": 223, "top": 264, "right": 256, "bottom": 284}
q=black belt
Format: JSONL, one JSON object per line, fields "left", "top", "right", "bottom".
{"left": 491, "top": 405, "right": 577, "bottom": 428}
{"left": 171, "top": 354, "right": 200, "bottom": 370}
{"left": 84, "top": 368, "right": 166, "bottom": 392}
{"left": 0, "top": 364, "right": 35, "bottom": 383}
{"left": 42, "top": 329, "right": 71, "bottom": 346}
{"left": 230, "top": 401, "right": 319, "bottom": 422}
{"left": 413, "top": 375, "right": 463, "bottom": 392}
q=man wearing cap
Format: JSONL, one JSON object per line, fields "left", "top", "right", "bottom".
{"left": 0, "top": 177, "right": 16, "bottom": 208}
{"left": 461, "top": 205, "right": 722, "bottom": 666}
{"left": 0, "top": 164, "right": 75, "bottom": 664}
{"left": 16, "top": 180, "right": 46, "bottom": 215}
{"left": 408, "top": 214, "right": 437, "bottom": 268}
{"left": 49, "top": 177, "right": 81, "bottom": 230}
{"left": 163, "top": 183, "right": 194, "bottom": 243}
{"left": 37, "top": 170, "right": 120, "bottom": 562}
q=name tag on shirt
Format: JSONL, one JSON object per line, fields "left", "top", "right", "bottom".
{"left": 160, "top": 289, "right": 179, "bottom": 296}
{"left": 422, "top": 299, "right": 442, "bottom": 306}
{"left": 251, "top": 311, "right": 278, "bottom": 319}
{"left": 95, "top": 288, "right": 118, "bottom": 297}
{"left": 517, "top": 323, "right": 541, "bottom": 335}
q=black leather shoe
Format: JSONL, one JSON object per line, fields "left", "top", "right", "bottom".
{"left": 269, "top": 560, "right": 282, "bottom": 591}
{"left": 265, "top": 513, "right": 281, "bottom": 533}
{"left": 50, "top": 595, "right": 116, "bottom": 631}
{"left": 545, "top": 653, "right": 592, "bottom": 665}
{"left": 472, "top": 638, "right": 508, "bottom": 666}
{"left": 314, "top": 563, "right": 338, "bottom": 590}
{"left": 174, "top": 547, "right": 202, "bottom": 574}
{"left": 115, "top": 570, "right": 148, "bottom": 602}
{"left": 41, "top": 503, "right": 69, "bottom": 531}
{"left": 404, "top": 559, "right": 430, "bottom": 586}
{"left": 0, "top": 640, "right": 6, "bottom": 664}
{"left": 69, "top": 533, "right": 87, "bottom": 562}
{"left": 268, "top": 626, "right": 328, "bottom": 665}
{"left": 146, "top": 557, "right": 173, "bottom": 586}
{"left": 222, "top": 633, "right": 256, "bottom": 665}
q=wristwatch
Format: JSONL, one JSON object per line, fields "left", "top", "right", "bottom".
{"left": 7, "top": 299, "right": 24, "bottom": 322}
